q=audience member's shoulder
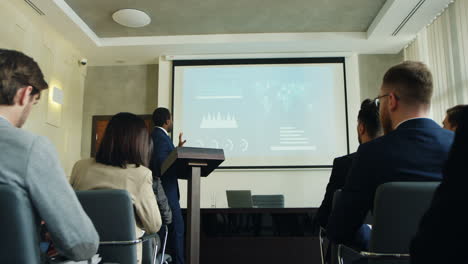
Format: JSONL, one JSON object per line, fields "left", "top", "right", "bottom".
{"left": 2, "top": 124, "right": 40, "bottom": 147}
{"left": 334, "top": 152, "right": 356, "bottom": 163}
{"left": 73, "top": 158, "right": 95, "bottom": 168}
{"left": 131, "top": 165, "right": 153, "bottom": 184}
{"left": 440, "top": 126, "right": 455, "bottom": 138}
{"left": 356, "top": 134, "right": 388, "bottom": 155}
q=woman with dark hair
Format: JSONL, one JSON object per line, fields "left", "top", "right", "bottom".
{"left": 70, "top": 112, "right": 162, "bottom": 264}
{"left": 410, "top": 106, "right": 468, "bottom": 263}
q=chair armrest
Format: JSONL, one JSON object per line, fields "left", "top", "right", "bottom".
{"left": 139, "top": 232, "right": 159, "bottom": 243}
{"left": 337, "top": 244, "right": 410, "bottom": 264}
{"left": 100, "top": 232, "right": 160, "bottom": 246}
{"left": 337, "top": 244, "right": 363, "bottom": 264}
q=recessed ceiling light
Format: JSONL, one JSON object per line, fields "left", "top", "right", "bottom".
{"left": 112, "top": 9, "right": 151, "bottom": 28}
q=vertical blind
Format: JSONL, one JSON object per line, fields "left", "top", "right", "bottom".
{"left": 404, "top": 0, "right": 468, "bottom": 123}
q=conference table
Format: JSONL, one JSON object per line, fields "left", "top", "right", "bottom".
{"left": 181, "top": 207, "right": 320, "bottom": 264}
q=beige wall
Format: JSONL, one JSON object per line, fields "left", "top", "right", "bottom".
{"left": 81, "top": 64, "right": 158, "bottom": 158}
{"left": 358, "top": 53, "right": 404, "bottom": 100}
{"left": 0, "top": 1, "right": 87, "bottom": 175}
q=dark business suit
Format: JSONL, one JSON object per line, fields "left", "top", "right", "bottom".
{"left": 327, "top": 118, "right": 454, "bottom": 249}
{"left": 410, "top": 115, "right": 468, "bottom": 264}
{"left": 150, "top": 127, "right": 185, "bottom": 264}
{"left": 314, "top": 153, "right": 356, "bottom": 230}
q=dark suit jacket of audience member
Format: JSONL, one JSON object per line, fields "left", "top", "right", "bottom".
{"left": 410, "top": 113, "right": 468, "bottom": 263}
{"left": 150, "top": 128, "right": 180, "bottom": 206}
{"left": 315, "top": 153, "right": 356, "bottom": 230}
{"left": 327, "top": 118, "right": 454, "bottom": 246}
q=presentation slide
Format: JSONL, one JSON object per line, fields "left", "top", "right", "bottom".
{"left": 172, "top": 60, "right": 349, "bottom": 167}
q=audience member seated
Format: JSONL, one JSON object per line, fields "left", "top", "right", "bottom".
{"left": 327, "top": 61, "right": 455, "bottom": 251}
{"left": 410, "top": 106, "right": 468, "bottom": 264}
{"left": 70, "top": 112, "right": 162, "bottom": 264}
{"left": 442, "top": 104, "right": 468, "bottom": 131}
{"left": 313, "top": 98, "right": 382, "bottom": 231}
{"left": 0, "top": 49, "right": 99, "bottom": 261}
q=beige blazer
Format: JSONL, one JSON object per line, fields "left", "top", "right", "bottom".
{"left": 70, "top": 158, "right": 162, "bottom": 263}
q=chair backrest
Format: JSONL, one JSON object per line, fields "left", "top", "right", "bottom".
{"left": 76, "top": 189, "right": 138, "bottom": 264}
{"left": 332, "top": 189, "right": 342, "bottom": 210}
{"left": 0, "top": 184, "right": 41, "bottom": 264}
{"left": 252, "top": 195, "right": 285, "bottom": 208}
{"left": 226, "top": 190, "right": 253, "bottom": 208}
{"left": 369, "top": 181, "right": 439, "bottom": 254}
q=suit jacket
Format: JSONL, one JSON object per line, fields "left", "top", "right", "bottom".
{"left": 410, "top": 116, "right": 468, "bottom": 263}
{"left": 327, "top": 118, "right": 454, "bottom": 245}
{"left": 315, "top": 153, "right": 356, "bottom": 229}
{"left": 0, "top": 117, "right": 99, "bottom": 261}
{"left": 150, "top": 127, "right": 180, "bottom": 206}
{"left": 70, "top": 158, "right": 162, "bottom": 264}
{"left": 70, "top": 158, "right": 162, "bottom": 234}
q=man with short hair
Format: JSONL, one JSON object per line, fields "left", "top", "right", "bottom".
{"left": 443, "top": 104, "right": 468, "bottom": 131}
{"left": 314, "top": 98, "right": 382, "bottom": 230}
{"left": 0, "top": 49, "right": 99, "bottom": 261}
{"left": 327, "top": 61, "right": 454, "bottom": 250}
{"left": 150, "top": 107, "right": 186, "bottom": 264}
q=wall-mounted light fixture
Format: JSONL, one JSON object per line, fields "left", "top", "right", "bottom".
{"left": 52, "top": 86, "right": 64, "bottom": 105}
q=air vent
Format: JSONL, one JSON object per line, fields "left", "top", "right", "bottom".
{"left": 392, "top": 0, "right": 425, "bottom": 36}
{"left": 24, "top": 0, "right": 45, "bottom": 16}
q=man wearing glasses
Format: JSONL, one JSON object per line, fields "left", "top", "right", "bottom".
{"left": 327, "top": 61, "right": 454, "bottom": 251}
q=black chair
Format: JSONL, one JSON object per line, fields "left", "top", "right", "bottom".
{"left": 76, "top": 189, "right": 160, "bottom": 264}
{"left": 143, "top": 225, "right": 172, "bottom": 264}
{"left": 0, "top": 184, "right": 41, "bottom": 264}
{"left": 319, "top": 190, "right": 343, "bottom": 264}
{"left": 252, "top": 194, "right": 284, "bottom": 208}
{"left": 336, "top": 182, "right": 440, "bottom": 264}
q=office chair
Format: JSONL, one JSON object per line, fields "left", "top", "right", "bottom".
{"left": 336, "top": 182, "right": 440, "bottom": 264}
{"left": 251, "top": 195, "right": 285, "bottom": 235}
{"left": 76, "top": 189, "right": 162, "bottom": 264}
{"left": 143, "top": 225, "right": 172, "bottom": 264}
{"left": 318, "top": 190, "right": 343, "bottom": 264}
{"left": 0, "top": 184, "right": 41, "bottom": 264}
{"left": 252, "top": 194, "right": 284, "bottom": 208}
{"left": 226, "top": 190, "right": 253, "bottom": 208}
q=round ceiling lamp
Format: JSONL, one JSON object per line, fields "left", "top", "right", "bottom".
{"left": 112, "top": 9, "right": 151, "bottom": 28}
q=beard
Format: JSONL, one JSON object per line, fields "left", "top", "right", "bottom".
{"left": 380, "top": 106, "right": 393, "bottom": 135}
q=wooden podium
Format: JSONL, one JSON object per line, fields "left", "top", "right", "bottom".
{"left": 161, "top": 147, "right": 225, "bottom": 264}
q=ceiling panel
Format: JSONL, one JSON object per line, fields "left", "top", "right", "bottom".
{"left": 64, "top": 0, "right": 386, "bottom": 37}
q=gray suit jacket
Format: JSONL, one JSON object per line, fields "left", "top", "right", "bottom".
{"left": 0, "top": 117, "right": 99, "bottom": 261}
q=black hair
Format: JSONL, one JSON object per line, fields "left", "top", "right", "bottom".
{"left": 152, "top": 107, "right": 171, "bottom": 127}
{"left": 446, "top": 105, "right": 468, "bottom": 129}
{"left": 358, "top": 99, "right": 382, "bottom": 139}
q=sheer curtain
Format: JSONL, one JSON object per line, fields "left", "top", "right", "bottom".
{"left": 404, "top": 0, "right": 468, "bottom": 123}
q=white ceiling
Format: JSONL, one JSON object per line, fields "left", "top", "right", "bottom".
{"left": 23, "top": 0, "right": 454, "bottom": 66}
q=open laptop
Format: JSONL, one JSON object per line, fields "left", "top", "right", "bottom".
{"left": 226, "top": 190, "right": 253, "bottom": 208}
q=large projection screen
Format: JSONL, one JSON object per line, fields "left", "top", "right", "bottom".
{"left": 172, "top": 58, "right": 349, "bottom": 168}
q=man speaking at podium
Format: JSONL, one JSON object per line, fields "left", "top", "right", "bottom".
{"left": 150, "top": 107, "right": 187, "bottom": 264}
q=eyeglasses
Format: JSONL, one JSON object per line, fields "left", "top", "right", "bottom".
{"left": 373, "top": 93, "right": 400, "bottom": 107}
{"left": 373, "top": 94, "right": 390, "bottom": 107}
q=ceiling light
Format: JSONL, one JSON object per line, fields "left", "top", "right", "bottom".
{"left": 112, "top": 9, "right": 151, "bottom": 28}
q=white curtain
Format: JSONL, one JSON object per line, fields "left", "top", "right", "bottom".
{"left": 404, "top": 0, "right": 468, "bottom": 123}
